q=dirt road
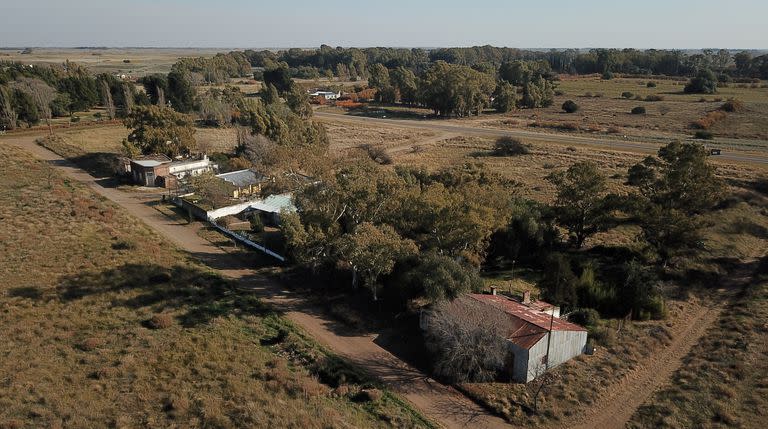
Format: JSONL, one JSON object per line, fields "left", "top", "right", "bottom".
{"left": 4, "top": 134, "right": 511, "bottom": 429}
{"left": 315, "top": 111, "right": 768, "bottom": 166}
{"left": 560, "top": 305, "right": 720, "bottom": 429}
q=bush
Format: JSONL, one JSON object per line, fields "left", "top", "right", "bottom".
{"left": 691, "top": 111, "right": 727, "bottom": 129}
{"left": 621, "top": 91, "right": 634, "bottom": 99}
{"left": 631, "top": 106, "right": 646, "bottom": 115}
{"left": 602, "top": 70, "right": 614, "bottom": 80}
{"left": 720, "top": 99, "right": 745, "bottom": 113}
{"left": 646, "top": 81, "right": 657, "bottom": 88}
{"left": 249, "top": 214, "right": 264, "bottom": 233}
{"left": 561, "top": 100, "right": 579, "bottom": 113}
{"left": 685, "top": 69, "right": 718, "bottom": 94}
{"left": 361, "top": 144, "right": 392, "bottom": 165}
{"left": 569, "top": 308, "right": 600, "bottom": 327}
{"left": 644, "top": 94, "right": 664, "bottom": 102}
{"left": 493, "top": 137, "right": 530, "bottom": 156}
{"left": 694, "top": 130, "right": 714, "bottom": 140}
{"left": 148, "top": 313, "right": 174, "bottom": 329}
{"left": 111, "top": 239, "right": 136, "bottom": 250}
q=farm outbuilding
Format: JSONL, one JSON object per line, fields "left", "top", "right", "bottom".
{"left": 423, "top": 292, "right": 588, "bottom": 383}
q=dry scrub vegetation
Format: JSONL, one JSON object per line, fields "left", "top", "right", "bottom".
{"left": 628, "top": 256, "right": 768, "bottom": 428}
{"left": 0, "top": 144, "right": 430, "bottom": 428}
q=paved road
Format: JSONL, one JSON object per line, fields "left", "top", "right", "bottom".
{"left": 315, "top": 111, "right": 768, "bottom": 165}
{"left": 4, "top": 134, "right": 511, "bottom": 429}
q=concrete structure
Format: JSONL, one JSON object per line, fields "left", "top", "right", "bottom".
{"left": 129, "top": 155, "right": 216, "bottom": 187}
{"left": 167, "top": 155, "right": 215, "bottom": 179}
{"left": 216, "top": 169, "right": 265, "bottom": 198}
{"left": 424, "top": 293, "right": 587, "bottom": 383}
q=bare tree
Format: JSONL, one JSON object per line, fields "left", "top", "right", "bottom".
{"left": 0, "top": 86, "right": 18, "bottom": 130}
{"left": 101, "top": 80, "right": 115, "bottom": 120}
{"left": 424, "top": 297, "right": 509, "bottom": 383}
{"left": 12, "top": 77, "right": 56, "bottom": 134}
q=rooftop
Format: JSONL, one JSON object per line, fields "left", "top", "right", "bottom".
{"left": 249, "top": 193, "right": 296, "bottom": 214}
{"left": 469, "top": 294, "right": 586, "bottom": 333}
{"left": 216, "top": 169, "right": 265, "bottom": 187}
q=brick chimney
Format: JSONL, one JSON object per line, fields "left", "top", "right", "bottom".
{"left": 523, "top": 290, "right": 531, "bottom": 305}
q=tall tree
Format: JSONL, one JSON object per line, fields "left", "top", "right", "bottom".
{"left": 0, "top": 85, "right": 18, "bottom": 130}
{"left": 627, "top": 141, "right": 724, "bottom": 263}
{"left": 100, "top": 79, "right": 115, "bottom": 120}
{"left": 123, "top": 105, "right": 196, "bottom": 157}
{"left": 337, "top": 222, "right": 417, "bottom": 301}
{"left": 11, "top": 77, "right": 56, "bottom": 134}
{"left": 549, "top": 161, "right": 610, "bottom": 248}
{"left": 492, "top": 82, "right": 517, "bottom": 113}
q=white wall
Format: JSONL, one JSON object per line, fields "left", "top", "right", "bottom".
{"left": 524, "top": 330, "right": 587, "bottom": 382}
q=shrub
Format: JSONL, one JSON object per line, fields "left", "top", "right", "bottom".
{"left": 70, "top": 116, "right": 81, "bottom": 123}
{"left": 720, "top": 100, "right": 745, "bottom": 112}
{"left": 631, "top": 106, "right": 646, "bottom": 115}
{"left": 249, "top": 214, "right": 264, "bottom": 233}
{"left": 148, "top": 313, "right": 174, "bottom": 329}
{"left": 694, "top": 130, "right": 714, "bottom": 140}
{"left": 111, "top": 239, "right": 136, "bottom": 250}
{"left": 361, "top": 144, "right": 392, "bottom": 165}
{"left": 352, "top": 388, "right": 383, "bottom": 403}
{"left": 691, "top": 111, "right": 727, "bottom": 129}
{"left": 646, "top": 81, "right": 657, "bottom": 88}
{"left": 493, "top": 137, "right": 530, "bottom": 156}
{"left": 554, "top": 89, "right": 565, "bottom": 96}
{"left": 79, "top": 337, "right": 105, "bottom": 351}
{"left": 644, "top": 94, "right": 664, "bottom": 102}
{"left": 602, "top": 70, "right": 614, "bottom": 80}
{"left": 561, "top": 100, "right": 579, "bottom": 113}
{"left": 569, "top": 308, "right": 600, "bottom": 327}
{"left": 621, "top": 91, "right": 634, "bottom": 99}
{"left": 685, "top": 69, "right": 718, "bottom": 94}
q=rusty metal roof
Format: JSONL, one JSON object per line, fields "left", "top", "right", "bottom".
{"left": 468, "top": 294, "right": 586, "bottom": 349}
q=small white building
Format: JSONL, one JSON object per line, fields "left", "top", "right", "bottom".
{"left": 309, "top": 90, "right": 341, "bottom": 100}
{"left": 424, "top": 293, "right": 588, "bottom": 383}
{"left": 168, "top": 155, "right": 216, "bottom": 179}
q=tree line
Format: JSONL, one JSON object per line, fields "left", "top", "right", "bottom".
{"left": 240, "top": 46, "right": 768, "bottom": 80}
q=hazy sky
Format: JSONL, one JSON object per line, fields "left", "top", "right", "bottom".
{"left": 2, "top": 0, "right": 766, "bottom": 49}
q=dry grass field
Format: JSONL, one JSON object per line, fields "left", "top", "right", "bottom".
{"left": 0, "top": 47, "right": 226, "bottom": 77}
{"left": 402, "top": 75, "right": 768, "bottom": 143}
{"left": 0, "top": 143, "right": 431, "bottom": 428}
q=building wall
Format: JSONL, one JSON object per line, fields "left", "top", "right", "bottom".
{"left": 524, "top": 330, "right": 587, "bottom": 382}
{"left": 507, "top": 343, "right": 531, "bottom": 383}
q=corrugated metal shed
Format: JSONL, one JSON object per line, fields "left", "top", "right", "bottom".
{"left": 249, "top": 193, "right": 296, "bottom": 214}
{"left": 216, "top": 169, "right": 264, "bottom": 187}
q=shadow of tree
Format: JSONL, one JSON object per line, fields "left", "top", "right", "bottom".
{"left": 56, "top": 263, "right": 273, "bottom": 327}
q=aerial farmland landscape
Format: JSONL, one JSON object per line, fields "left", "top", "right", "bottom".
{"left": 1, "top": 1, "right": 767, "bottom": 428}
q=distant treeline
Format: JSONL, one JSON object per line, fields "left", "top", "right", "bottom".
{"left": 240, "top": 45, "right": 768, "bottom": 80}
